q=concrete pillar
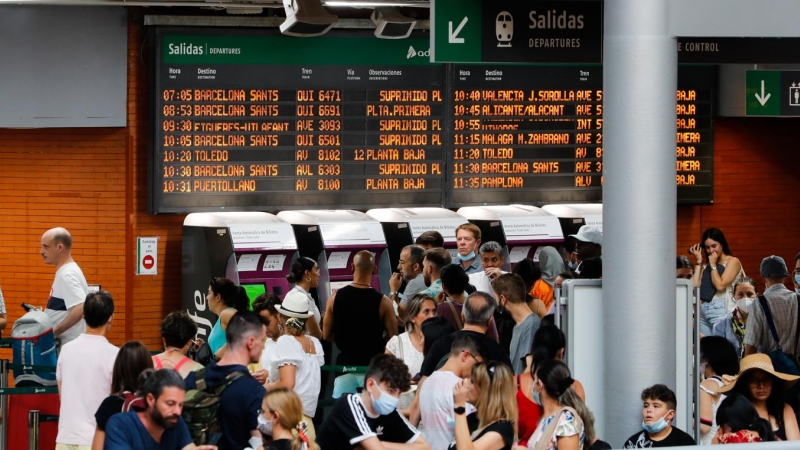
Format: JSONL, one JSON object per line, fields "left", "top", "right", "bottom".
{"left": 602, "top": 0, "right": 678, "bottom": 445}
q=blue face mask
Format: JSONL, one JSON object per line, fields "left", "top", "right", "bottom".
{"left": 532, "top": 383, "right": 542, "bottom": 406}
{"left": 460, "top": 251, "right": 476, "bottom": 261}
{"left": 642, "top": 411, "right": 672, "bottom": 434}
{"left": 370, "top": 382, "right": 399, "bottom": 415}
{"left": 794, "top": 274, "right": 800, "bottom": 294}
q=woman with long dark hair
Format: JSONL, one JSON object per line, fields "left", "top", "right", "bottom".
{"left": 718, "top": 354, "right": 800, "bottom": 441}
{"left": 207, "top": 276, "right": 250, "bottom": 358}
{"left": 285, "top": 257, "right": 323, "bottom": 339}
{"left": 690, "top": 228, "right": 744, "bottom": 333}
{"left": 698, "top": 336, "right": 739, "bottom": 444}
{"left": 716, "top": 392, "right": 776, "bottom": 443}
{"left": 91, "top": 341, "right": 154, "bottom": 450}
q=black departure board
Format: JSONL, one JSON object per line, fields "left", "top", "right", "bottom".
{"left": 150, "top": 29, "right": 444, "bottom": 213}
{"left": 447, "top": 65, "right": 715, "bottom": 206}
{"left": 149, "top": 29, "right": 716, "bottom": 213}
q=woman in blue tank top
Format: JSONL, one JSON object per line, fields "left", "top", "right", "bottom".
{"left": 207, "top": 277, "right": 250, "bottom": 358}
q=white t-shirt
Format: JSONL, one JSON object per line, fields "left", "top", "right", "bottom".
{"left": 56, "top": 333, "right": 119, "bottom": 446}
{"left": 419, "top": 370, "right": 475, "bottom": 450}
{"left": 268, "top": 335, "right": 324, "bottom": 417}
{"left": 45, "top": 262, "right": 88, "bottom": 345}
{"left": 386, "top": 333, "right": 425, "bottom": 409}
{"left": 260, "top": 338, "right": 279, "bottom": 373}
{"left": 468, "top": 271, "right": 506, "bottom": 296}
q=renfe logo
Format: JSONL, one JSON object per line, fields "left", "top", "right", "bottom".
{"left": 168, "top": 42, "right": 204, "bottom": 55}
{"left": 406, "top": 46, "right": 431, "bottom": 59}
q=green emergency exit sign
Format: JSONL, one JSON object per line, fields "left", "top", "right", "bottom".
{"left": 745, "top": 70, "right": 780, "bottom": 115}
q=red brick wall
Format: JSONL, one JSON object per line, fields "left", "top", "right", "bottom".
{"left": 677, "top": 118, "right": 800, "bottom": 292}
{"left": 1, "top": 16, "right": 799, "bottom": 356}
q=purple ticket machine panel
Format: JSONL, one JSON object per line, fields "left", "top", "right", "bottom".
{"left": 456, "top": 205, "right": 564, "bottom": 270}
{"left": 278, "top": 210, "right": 389, "bottom": 311}
{"left": 182, "top": 212, "right": 297, "bottom": 343}
{"left": 366, "top": 207, "right": 469, "bottom": 269}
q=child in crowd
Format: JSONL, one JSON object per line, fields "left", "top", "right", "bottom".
{"left": 622, "top": 384, "right": 695, "bottom": 448}
{"left": 258, "top": 388, "right": 319, "bottom": 450}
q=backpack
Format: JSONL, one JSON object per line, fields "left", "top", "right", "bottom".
{"left": 11, "top": 310, "right": 58, "bottom": 387}
{"left": 182, "top": 368, "right": 249, "bottom": 445}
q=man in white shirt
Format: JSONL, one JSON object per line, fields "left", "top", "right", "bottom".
{"left": 40, "top": 227, "right": 88, "bottom": 346}
{"left": 418, "top": 334, "right": 485, "bottom": 450}
{"left": 56, "top": 291, "right": 119, "bottom": 450}
{"left": 468, "top": 241, "right": 507, "bottom": 295}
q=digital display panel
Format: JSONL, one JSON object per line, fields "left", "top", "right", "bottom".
{"left": 150, "top": 29, "right": 445, "bottom": 213}
{"left": 149, "top": 29, "right": 715, "bottom": 213}
{"left": 446, "top": 65, "right": 715, "bottom": 206}
{"left": 242, "top": 283, "right": 267, "bottom": 307}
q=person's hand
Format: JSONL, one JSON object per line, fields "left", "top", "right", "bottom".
{"left": 485, "top": 267, "right": 503, "bottom": 280}
{"left": 435, "top": 291, "right": 446, "bottom": 304}
{"left": 453, "top": 378, "right": 470, "bottom": 407}
{"left": 389, "top": 272, "right": 403, "bottom": 293}
{"left": 689, "top": 244, "right": 703, "bottom": 265}
{"left": 708, "top": 251, "right": 719, "bottom": 267}
{"left": 251, "top": 368, "right": 268, "bottom": 385}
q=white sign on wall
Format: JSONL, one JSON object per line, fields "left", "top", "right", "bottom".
{"left": 137, "top": 237, "right": 158, "bottom": 276}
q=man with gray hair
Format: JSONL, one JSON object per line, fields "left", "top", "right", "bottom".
{"left": 468, "top": 241, "right": 507, "bottom": 296}
{"left": 743, "top": 255, "right": 798, "bottom": 357}
{"left": 40, "top": 227, "right": 88, "bottom": 347}
{"left": 418, "top": 291, "right": 512, "bottom": 378}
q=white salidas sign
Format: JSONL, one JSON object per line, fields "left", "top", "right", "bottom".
{"left": 137, "top": 237, "right": 159, "bottom": 276}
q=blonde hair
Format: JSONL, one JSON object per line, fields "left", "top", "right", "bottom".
{"left": 281, "top": 315, "right": 307, "bottom": 337}
{"left": 263, "top": 388, "right": 319, "bottom": 450}
{"left": 471, "top": 363, "right": 518, "bottom": 437}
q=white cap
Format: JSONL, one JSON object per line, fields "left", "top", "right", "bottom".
{"left": 569, "top": 225, "right": 603, "bottom": 245}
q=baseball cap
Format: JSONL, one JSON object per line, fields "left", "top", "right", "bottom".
{"left": 569, "top": 225, "right": 602, "bottom": 245}
{"left": 760, "top": 255, "right": 789, "bottom": 279}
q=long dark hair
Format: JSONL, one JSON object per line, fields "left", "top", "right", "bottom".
{"left": 111, "top": 341, "right": 154, "bottom": 394}
{"left": 210, "top": 277, "right": 249, "bottom": 311}
{"left": 420, "top": 317, "right": 455, "bottom": 356}
{"left": 717, "top": 393, "right": 776, "bottom": 441}
{"left": 531, "top": 325, "right": 566, "bottom": 373}
{"left": 737, "top": 370, "right": 785, "bottom": 431}
{"left": 701, "top": 227, "right": 732, "bottom": 256}
{"left": 286, "top": 257, "right": 317, "bottom": 284}
{"left": 700, "top": 336, "right": 739, "bottom": 376}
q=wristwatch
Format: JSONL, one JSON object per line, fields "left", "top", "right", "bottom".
{"left": 390, "top": 291, "right": 399, "bottom": 301}
{"left": 454, "top": 406, "right": 466, "bottom": 415}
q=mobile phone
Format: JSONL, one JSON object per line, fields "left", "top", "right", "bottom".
{"left": 21, "top": 303, "right": 35, "bottom": 312}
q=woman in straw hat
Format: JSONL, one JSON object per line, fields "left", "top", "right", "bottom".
{"left": 265, "top": 290, "right": 325, "bottom": 441}
{"left": 715, "top": 353, "right": 800, "bottom": 441}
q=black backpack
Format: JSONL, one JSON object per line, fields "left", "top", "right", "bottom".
{"left": 182, "top": 368, "right": 248, "bottom": 445}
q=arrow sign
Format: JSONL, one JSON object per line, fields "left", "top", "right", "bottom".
{"left": 754, "top": 79, "right": 771, "bottom": 106}
{"left": 448, "top": 17, "right": 468, "bottom": 44}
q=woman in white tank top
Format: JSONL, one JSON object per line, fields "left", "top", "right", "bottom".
{"left": 698, "top": 336, "right": 740, "bottom": 444}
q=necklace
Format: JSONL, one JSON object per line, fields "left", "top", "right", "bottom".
{"left": 351, "top": 282, "right": 371, "bottom": 287}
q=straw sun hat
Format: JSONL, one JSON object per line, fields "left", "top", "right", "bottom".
{"left": 715, "top": 353, "right": 800, "bottom": 394}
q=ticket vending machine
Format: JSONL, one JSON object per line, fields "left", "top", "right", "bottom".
{"left": 365, "top": 207, "right": 469, "bottom": 269}
{"left": 456, "top": 205, "right": 564, "bottom": 270}
{"left": 182, "top": 212, "right": 298, "bottom": 342}
{"left": 277, "top": 210, "right": 390, "bottom": 307}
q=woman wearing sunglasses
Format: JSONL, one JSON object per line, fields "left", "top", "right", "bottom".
{"left": 450, "top": 362, "right": 518, "bottom": 450}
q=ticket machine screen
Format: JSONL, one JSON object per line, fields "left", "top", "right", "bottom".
{"left": 242, "top": 283, "right": 267, "bottom": 308}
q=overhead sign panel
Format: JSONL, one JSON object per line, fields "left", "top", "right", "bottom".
{"left": 431, "top": 0, "right": 603, "bottom": 63}
{"left": 745, "top": 70, "right": 800, "bottom": 116}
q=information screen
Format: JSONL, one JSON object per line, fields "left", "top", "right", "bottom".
{"left": 447, "top": 65, "right": 715, "bottom": 206}
{"left": 151, "top": 29, "right": 444, "bottom": 213}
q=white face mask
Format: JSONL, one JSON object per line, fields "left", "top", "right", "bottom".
{"left": 257, "top": 414, "right": 274, "bottom": 435}
{"left": 736, "top": 297, "right": 755, "bottom": 315}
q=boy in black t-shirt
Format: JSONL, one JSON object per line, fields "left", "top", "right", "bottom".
{"left": 623, "top": 384, "right": 696, "bottom": 448}
{"left": 316, "top": 354, "right": 429, "bottom": 450}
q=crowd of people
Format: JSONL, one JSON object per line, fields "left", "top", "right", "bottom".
{"left": 28, "top": 224, "right": 800, "bottom": 449}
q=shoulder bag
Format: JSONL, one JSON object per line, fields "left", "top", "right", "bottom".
{"left": 535, "top": 406, "right": 582, "bottom": 450}
{"left": 757, "top": 295, "right": 800, "bottom": 376}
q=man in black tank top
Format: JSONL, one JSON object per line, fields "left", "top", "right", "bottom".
{"left": 323, "top": 250, "right": 398, "bottom": 366}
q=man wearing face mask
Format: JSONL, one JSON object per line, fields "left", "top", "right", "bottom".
{"left": 316, "top": 354, "right": 430, "bottom": 450}
{"left": 793, "top": 252, "right": 800, "bottom": 294}
{"left": 455, "top": 224, "right": 483, "bottom": 275}
{"left": 622, "top": 384, "right": 696, "bottom": 448}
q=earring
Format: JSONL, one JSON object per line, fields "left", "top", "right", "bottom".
{"left": 305, "top": 277, "right": 311, "bottom": 282}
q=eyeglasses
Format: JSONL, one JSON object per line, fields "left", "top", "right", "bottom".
{"left": 748, "top": 376, "right": 773, "bottom": 387}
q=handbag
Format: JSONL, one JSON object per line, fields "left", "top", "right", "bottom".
{"left": 699, "top": 264, "right": 725, "bottom": 302}
{"left": 757, "top": 295, "right": 800, "bottom": 376}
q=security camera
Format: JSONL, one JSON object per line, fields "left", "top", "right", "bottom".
{"left": 371, "top": 7, "right": 416, "bottom": 39}
{"left": 280, "top": 0, "right": 338, "bottom": 37}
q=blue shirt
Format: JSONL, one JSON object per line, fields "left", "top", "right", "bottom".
{"left": 184, "top": 361, "right": 266, "bottom": 450}
{"left": 462, "top": 256, "right": 483, "bottom": 275}
{"left": 104, "top": 410, "right": 192, "bottom": 450}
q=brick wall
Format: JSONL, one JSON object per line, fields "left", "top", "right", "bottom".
{"left": 1, "top": 15, "right": 799, "bottom": 356}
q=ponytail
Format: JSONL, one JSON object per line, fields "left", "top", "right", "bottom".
{"left": 558, "top": 387, "right": 596, "bottom": 444}
{"left": 292, "top": 420, "right": 320, "bottom": 450}
{"left": 752, "top": 417, "right": 776, "bottom": 442}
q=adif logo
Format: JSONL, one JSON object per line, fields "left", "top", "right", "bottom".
{"left": 406, "top": 46, "right": 431, "bottom": 59}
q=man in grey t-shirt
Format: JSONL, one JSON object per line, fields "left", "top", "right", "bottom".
{"left": 493, "top": 273, "right": 540, "bottom": 375}
{"left": 389, "top": 244, "right": 427, "bottom": 320}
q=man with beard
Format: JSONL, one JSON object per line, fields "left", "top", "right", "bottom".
{"left": 104, "top": 369, "right": 216, "bottom": 449}
{"left": 569, "top": 225, "right": 602, "bottom": 275}
{"left": 389, "top": 244, "right": 427, "bottom": 320}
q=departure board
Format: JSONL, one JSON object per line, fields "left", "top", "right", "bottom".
{"left": 150, "top": 29, "right": 444, "bottom": 213}
{"left": 447, "top": 65, "right": 715, "bottom": 206}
